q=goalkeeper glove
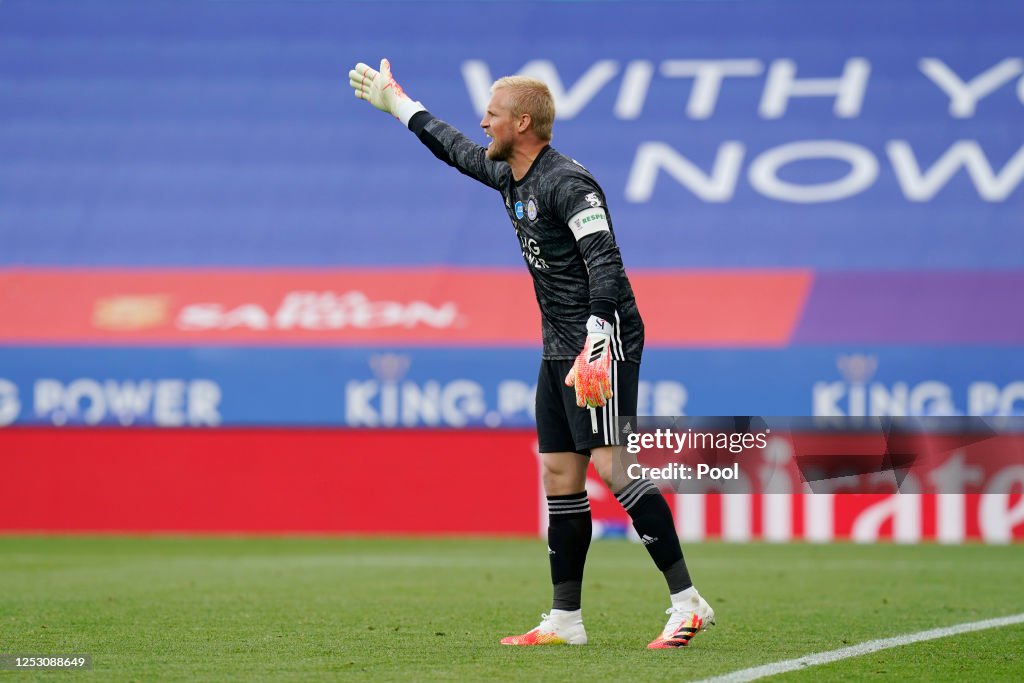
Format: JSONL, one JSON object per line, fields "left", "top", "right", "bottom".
{"left": 564, "top": 315, "right": 614, "bottom": 408}
{"left": 348, "top": 58, "right": 424, "bottom": 124}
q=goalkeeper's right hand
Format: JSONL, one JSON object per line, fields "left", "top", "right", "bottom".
{"left": 348, "top": 58, "right": 423, "bottom": 123}
{"left": 564, "top": 316, "right": 614, "bottom": 409}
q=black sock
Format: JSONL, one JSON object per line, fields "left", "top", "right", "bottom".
{"left": 615, "top": 479, "right": 693, "bottom": 594}
{"left": 546, "top": 491, "right": 592, "bottom": 611}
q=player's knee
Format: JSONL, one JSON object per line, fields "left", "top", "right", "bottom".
{"left": 594, "top": 462, "right": 617, "bottom": 490}
{"left": 543, "top": 470, "right": 573, "bottom": 496}
{"left": 589, "top": 453, "right": 616, "bottom": 489}
{"left": 542, "top": 452, "right": 587, "bottom": 495}
{"left": 542, "top": 467, "right": 580, "bottom": 495}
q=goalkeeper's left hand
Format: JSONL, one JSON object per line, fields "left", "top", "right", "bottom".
{"left": 348, "top": 58, "right": 423, "bottom": 122}
{"left": 564, "top": 315, "right": 614, "bottom": 408}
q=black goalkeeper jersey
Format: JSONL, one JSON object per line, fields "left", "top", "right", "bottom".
{"left": 409, "top": 111, "right": 644, "bottom": 362}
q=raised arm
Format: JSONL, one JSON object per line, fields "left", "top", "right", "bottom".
{"left": 348, "top": 58, "right": 505, "bottom": 190}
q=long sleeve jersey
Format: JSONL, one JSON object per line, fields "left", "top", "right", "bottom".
{"left": 409, "top": 111, "right": 644, "bottom": 362}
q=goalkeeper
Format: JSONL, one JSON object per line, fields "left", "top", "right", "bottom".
{"left": 349, "top": 59, "right": 714, "bottom": 650}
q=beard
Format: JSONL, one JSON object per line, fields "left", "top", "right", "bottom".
{"left": 486, "top": 137, "right": 512, "bottom": 161}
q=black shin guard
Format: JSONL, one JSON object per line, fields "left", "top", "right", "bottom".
{"left": 615, "top": 479, "right": 693, "bottom": 594}
{"left": 546, "top": 492, "right": 592, "bottom": 611}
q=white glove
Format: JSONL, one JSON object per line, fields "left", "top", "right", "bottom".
{"left": 564, "top": 316, "right": 614, "bottom": 408}
{"left": 348, "top": 58, "right": 424, "bottom": 124}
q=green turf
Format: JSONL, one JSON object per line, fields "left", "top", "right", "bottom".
{"left": 1, "top": 537, "right": 1023, "bottom": 681}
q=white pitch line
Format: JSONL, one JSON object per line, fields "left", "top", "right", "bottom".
{"left": 696, "top": 612, "right": 1024, "bottom": 683}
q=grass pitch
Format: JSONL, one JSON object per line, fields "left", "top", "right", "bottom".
{"left": 2, "top": 537, "right": 1023, "bottom": 681}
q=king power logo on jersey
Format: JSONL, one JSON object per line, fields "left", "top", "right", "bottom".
{"left": 813, "top": 355, "right": 1024, "bottom": 416}
{"left": 515, "top": 229, "right": 550, "bottom": 270}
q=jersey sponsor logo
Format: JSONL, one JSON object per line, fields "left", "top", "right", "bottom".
{"left": 515, "top": 229, "right": 550, "bottom": 270}
{"left": 568, "top": 207, "right": 610, "bottom": 240}
{"left": 584, "top": 192, "right": 602, "bottom": 208}
{"left": 527, "top": 197, "right": 538, "bottom": 221}
{"left": 514, "top": 200, "right": 525, "bottom": 219}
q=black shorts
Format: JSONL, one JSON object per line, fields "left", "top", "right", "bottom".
{"left": 536, "top": 359, "right": 640, "bottom": 455}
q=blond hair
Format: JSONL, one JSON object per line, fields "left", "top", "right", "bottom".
{"left": 491, "top": 76, "right": 555, "bottom": 141}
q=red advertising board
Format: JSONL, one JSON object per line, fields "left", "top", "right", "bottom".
{"left": 0, "top": 268, "right": 810, "bottom": 346}
{"left": 0, "top": 429, "right": 541, "bottom": 534}
{"left": 2, "top": 428, "right": 1021, "bottom": 542}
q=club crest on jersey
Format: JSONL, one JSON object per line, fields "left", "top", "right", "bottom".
{"left": 585, "top": 192, "right": 602, "bottom": 208}
{"left": 514, "top": 201, "right": 525, "bottom": 219}
{"left": 527, "top": 197, "right": 538, "bottom": 221}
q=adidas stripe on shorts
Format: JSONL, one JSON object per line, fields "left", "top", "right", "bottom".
{"left": 535, "top": 359, "right": 640, "bottom": 455}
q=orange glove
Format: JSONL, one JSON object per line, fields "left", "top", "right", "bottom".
{"left": 564, "top": 316, "right": 614, "bottom": 408}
